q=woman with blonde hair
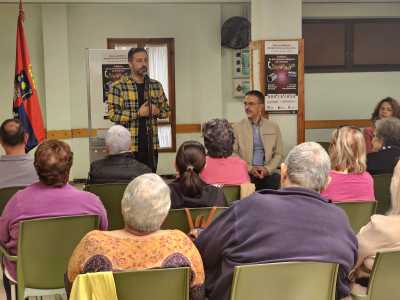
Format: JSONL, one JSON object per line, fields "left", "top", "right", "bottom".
{"left": 321, "top": 126, "right": 375, "bottom": 202}
{"left": 350, "top": 160, "right": 400, "bottom": 294}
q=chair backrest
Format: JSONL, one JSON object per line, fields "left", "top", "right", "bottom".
{"left": 17, "top": 215, "right": 99, "bottom": 289}
{"left": 335, "top": 201, "right": 377, "bottom": 233}
{"left": 84, "top": 183, "right": 128, "bottom": 230}
{"left": 366, "top": 250, "right": 400, "bottom": 300}
{"left": 230, "top": 261, "right": 338, "bottom": 300}
{"left": 0, "top": 186, "right": 25, "bottom": 214}
{"left": 223, "top": 185, "right": 241, "bottom": 206}
{"left": 318, "top": 141, "right": 331, "bottom": 153}
{"left": 373, "top": 173, "right": 392, "bottom": 214}
{"left": 161, "top": 207, "right": 227, "bottom": 233}
{"left": 114, "top": 267, "right": 190, "bottom": 300}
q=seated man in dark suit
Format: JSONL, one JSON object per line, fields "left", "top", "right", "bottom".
{"left": 88, "top": 125, "right": 151, "bottom": 184}
{"left": 195, "top": 142, "right": 357, "bottom": 300}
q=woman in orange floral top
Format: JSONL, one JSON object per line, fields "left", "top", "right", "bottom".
{"left": 67, "top": 174, "right": 204, "bottom": 299}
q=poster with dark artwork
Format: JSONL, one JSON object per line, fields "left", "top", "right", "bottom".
{"left": 264, "top": 41, "right": 299, "bottom": 111}
{"left": 102, "top": 64, "right": 130, "bottom": 118}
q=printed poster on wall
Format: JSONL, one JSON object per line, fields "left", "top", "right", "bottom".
{"left": 102, "top": 64, "right": 130, "bottom": 118}
{"left": 264, "top": 41, "right": 298, "bottom": 111}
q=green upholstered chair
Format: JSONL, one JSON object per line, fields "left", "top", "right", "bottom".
{"left": 318, "top": 141, "right": 331, "bottom": 153}
{"left": 373, "top": 173, "right": 392, "bottom": 214}
{"left": 161, "top": 207, "right": 227, "bottom": 233}
{"left": 222, "top": 185, "right": 241, "bottom": 206}
{"left": 0, "top": 215, "right": 99, "bottom": 300}
{"left": 352, "top": 250, "right": 400, "bottom": 300}
{"left": 114, "top": 267, "right": 190, "bottom": 300}
{"left": 335, "top": 201, "right": 377, "bottom": 233}
{"left": 84, "top": 183, "right": 128, "bottom": 230}
{"left": 0, "top": 186, "right": 25, "bottom": 214}
{"left": 230, "top": 261, "right": 338, "bottom": 300}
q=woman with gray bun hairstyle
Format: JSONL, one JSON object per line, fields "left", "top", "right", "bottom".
{"left": 67, "top": 173, "right": 205, "bottom": 299}
{"left": 200, "top": 118, "right": 249, "bottom": 185}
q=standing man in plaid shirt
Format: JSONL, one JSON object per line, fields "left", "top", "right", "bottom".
{"left": 107, "top": 48, "right": 170, "bottom": 172}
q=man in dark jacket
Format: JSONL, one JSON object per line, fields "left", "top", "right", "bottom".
{"left": 88, "top": 125, "right": 151, "bottom": 184}
{"left": 195, "top": 142, "right": 358, "bottom": 300}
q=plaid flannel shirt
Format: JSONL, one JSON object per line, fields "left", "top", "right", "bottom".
{"left": 107, "top": 74, "right": 170, "bottom": 152}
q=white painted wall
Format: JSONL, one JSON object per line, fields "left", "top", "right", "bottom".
{"left": 303, "top": 2, "right": 400, "bottom": 142}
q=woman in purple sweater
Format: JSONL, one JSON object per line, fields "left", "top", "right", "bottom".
{"left": 321, "top": 126, "right": 375, "bottom": 202}
{"left": 0, "top": 140, "right": 108, "bottom": 300}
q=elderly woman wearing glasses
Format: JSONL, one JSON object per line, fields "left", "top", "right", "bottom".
{"left": 321, "top": 126, "right": 375, "bottom": 202}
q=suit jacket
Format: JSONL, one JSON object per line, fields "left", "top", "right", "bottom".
{"left": 88, "top": 152, "right": 151, "bottom": 184}
{"left": 233, "top": 117, "right": 283, "bottom": 174}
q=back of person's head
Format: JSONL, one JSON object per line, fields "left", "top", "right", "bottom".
{"left": 105, "top": 125, "right": 131, "bottom": 155}
{"left": 329, "top": 126, "right": 366, "bottom": 173}
{"left": 375, "top": 117, "right": 400, "bottom": 147}
{"left": 202, "top": 118, "right": 234, "bottom": 158}
{"left": 0, "top": 118, "right": 25, "bottom": 147}
{"left": 389, "top": 161, "right": 400, "bottom": 215}
{"left": 284, "top": 142, "right": 331, "bottom": 192}
{"left": 371, "top": 97, "right": 400, "bottom": 122}
{"left": 245, "top": 90, "right": 265, "bottom": 105}
{"left": 175, "top": 140, "right": 207, "bottom": 197}
{"left": 121, "top": 173, "right": 170, "bottom": 233}
{"left": 34, "top": 140, "right": 73, "bottom": 187}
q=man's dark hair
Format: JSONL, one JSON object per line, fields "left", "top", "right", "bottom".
{"left": 128, "top": 47, "right": 148, "bottom": 62}
{"left": 245, "top": 90, "right": 265, "bottom": 105}
{"left": 0, "top": 118, "right": 25, "bottom": 146}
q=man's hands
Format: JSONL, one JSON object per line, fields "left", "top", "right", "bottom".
{"left": 138, "top": 103, "right": 160, "bottom": 117}
{"left": 250, "top": 166, "right": 269, "bottom": 179}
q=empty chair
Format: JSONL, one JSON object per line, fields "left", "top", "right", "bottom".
{"left": 230, "top": 261, "right": 338, "bottom": 300}
{"left": 222, "top": 185, "right": 241, "bottom": 205}
{"left": 84, "top": 183, "right": 128, "bottom": 230}
{"left": 352, "top": 250, "right": 400, "bottom": 300}
{"left": 335, "top": 201, "right": 377, "bottom": 233}
{"left": 0, "top": 215, "right": 99, "bottom": 300}
{"left": 114, "top": 267, "right": 190, "bottom": 300}
{"left": 373, "top": 173, "right": 392, "bottom": 214}
{"left": 0, "top": 186, "right": 25, "bottom": 214}
{"left": 161, "top": 207, "right": 227, "bottom": 233}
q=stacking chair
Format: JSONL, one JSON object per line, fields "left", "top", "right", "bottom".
{"left": 351, "top": 250, "right": 400, "bottom": 300}
{"left": 335, "top": 201, "right": 377, "bottom": 233}
{"left": 84, "top": 183, "right": 128, "bottom": 230}
{"left": 373, "top": 173, "right": 392, "bottom": 214}
{"left": 318, "top": 141, "right": 331, "bottom": 153}
{"left": 222, "top": 185, "right": 241, "bottom": 206}
{"left": 230, "top": 261, "right": 338, "bottom": 300}
{"left": 161, "top": 207, "right": 227, "bottom": 233}
{"left": 0, "top": 215, "right": 99, "bottom": 300}
{"left": 114, "top": 267, "right": 190, "bottom": 300}
{"left": 0, "top": 186, "right": 25, "bottom": 214}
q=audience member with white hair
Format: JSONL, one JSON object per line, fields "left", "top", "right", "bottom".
{"left": 68, "top": 173, "right": 205, "bottom": 299}
{"left": 87, "top": 125, "right": 151, "bottom": 184}
{"left": 195, "top": 142, "right": 357, "bottom": 300}
{"left": 367, "top": 117, "right": 400, "bottom": 174}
